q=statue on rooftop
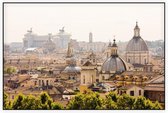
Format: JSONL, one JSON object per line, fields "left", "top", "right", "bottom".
{"left": 59, "top": 27, "right": 64, "bottom": 32}
{"left": 27, "top": 28, "right": 32, "bottom": 33}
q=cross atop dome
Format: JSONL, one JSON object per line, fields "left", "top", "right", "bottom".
{"left": 113, "top": 38, "right": 116, "bottom": 44}
{"left": 112, "top": 36, "right": 117, "bottom": 47}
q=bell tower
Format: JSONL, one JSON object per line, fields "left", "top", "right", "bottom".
{"left": 89, "top": 32, "right": 93, "bottom": 43}
{"left": 67, "top": 40, "right": 73, "bottom": 58}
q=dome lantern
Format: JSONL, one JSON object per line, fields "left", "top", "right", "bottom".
{"left": 134, "top": 21, "right": 140, "bottom": 37}
{"left": 111, "top": 37, "right": 118, "bottom": 56}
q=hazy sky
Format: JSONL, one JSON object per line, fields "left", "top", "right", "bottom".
{"left": 4, "top": 3, "right": 164, "bottom": 44}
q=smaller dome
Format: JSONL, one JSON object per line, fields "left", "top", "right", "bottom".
{"left": 102, "top": 56, "right": 127, "bottom": 74}
{"left": 64, "top": 64, "right": 81, "bottom": 73}
{"left": 66, "top": 57, "right": 76, "bottom": 65}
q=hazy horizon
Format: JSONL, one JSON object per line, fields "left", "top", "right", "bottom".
{"left": 4, "top": 3, "right": 164, "bottom": 44}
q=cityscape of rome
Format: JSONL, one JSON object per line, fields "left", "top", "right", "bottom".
{"left": 3, "top": 3, "right": 165, "bottom": 110}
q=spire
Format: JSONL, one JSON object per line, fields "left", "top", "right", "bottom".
{"left": 134, "top": 21, "right": 140, "bottom": 37}
{"left": 27, "top": 28, "right": 32, "bottom": 33}
{"left": 89, "top": 32, "right": 93, "bottom": 43}
{"left": 67, "top": 40, "right": 73, "bottom": 58}
{"left": 108, "top": 40, "right": 111, "bottom": 47}
{"left": 48, "top": 33, "right": 52, "bottom": 41}
{"left": 59, "top": 27, "right": 65, "bottom": 33}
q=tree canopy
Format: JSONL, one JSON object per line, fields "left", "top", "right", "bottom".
{"left": 4, "top": 91, "right": 163, "bottom": 110}
{"left": 67, "top": 91, "right": 105, "bottom": 109}
{"left": 4, "top": 92, "right": 63, "bottom": 110}
{"left": 4, "top": 66, "right": 16, "bottom": 75}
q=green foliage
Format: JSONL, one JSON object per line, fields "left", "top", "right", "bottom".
{"left": 67, "top": 91, "right": 105, "bottom": 110}
{"left": 152, "top": 101, "right": 163, "bottom": 110}
{"left": 4, "top": 91, "right": 163, "bottom": 110}
{"left": 3, "top": 93, "right": 7, "bottom": 109}
{"left": 4, "top": 66, "right": 16, "bottom": 75}
{"left": 4, "top": 92, "right": 63, "bottom": 110}
{"left": 51, "top": 102, "right": 64, "bottom": 110}
{"left": 39, "top": 92, "right": 53, "bottom": 109}
{"left": 133, "top": 96, "right": 147, "bottom": 109}
{"left": 3, "top": 93, "right": 11, "bottom": 109}
{"left": 11, "top": 94, "right": 43, "bottom": 110}
{"left": 106, "top": 91, "right": 118, "bottom": 102}
{"left": 12, "top": 94, "right": 25, "bottom": 109}
{"left": 22, "top": 95, "right": 42, "bottom": 110}
{"left": 67, "top": 94, "right": 84, "bottom": 109}
{"left": 104, "top": 98, "right": 118, "bottom": 109}
{"left": 117, "top": 94, "right": 135, "bottom": 109}
{"left": 144, "top": 99, "right": 155, "bottom": 109}
{"left": 105, "top": 91, "right": 118, "bottom": 109}
{"left": 105, "top": 92, "right": 163, "bottom": 110}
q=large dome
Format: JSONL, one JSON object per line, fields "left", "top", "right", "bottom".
{"left": 102, "top": 56, "right": 127, "bottom": 73}
{"left": 126, "top": 36, "right": 148, "bottom": 51}
{"left": 64, "top": 64, "right": 81, "bottom": 73}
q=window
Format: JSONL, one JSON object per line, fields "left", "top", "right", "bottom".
{"left": 102, "top": 76, "right": 105, "bottom": 80}
{"left": 12, "top": 95, "right": 14, "bottom": 99}
{"left": 83, "top": 75, "right": 85, "bottom": 84}
{"left": 39, "top": 80, "right": 41, "bottom": 86}
{"left": 130, "top": 91, "right": 134, "bottom": 96}
{"left": 34, "top": 81, "right": 37, "bottom": 85}
{"left": 128, "top": 59, "right": 130, "bottom": 63}
{"left": 42, "top": 80, "right": 44, "bottom": 86}
{"left": 150, "top": 67, "right": 152, "bottom": 72}
{"left": 139, "top": 90, "right": 141, "bottom": 96}
{"left": 144, "top": 59, "right": 146, "bottom": 64}
{"left": 120, "top": 91, "right": 122, "bottom": 95}
{"left": 46, "top": 80, "right": 49, "bottom": 86}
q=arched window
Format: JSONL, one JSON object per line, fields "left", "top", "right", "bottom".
{"left": 42, "top": 80, "right": 44, "bottom": 86}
